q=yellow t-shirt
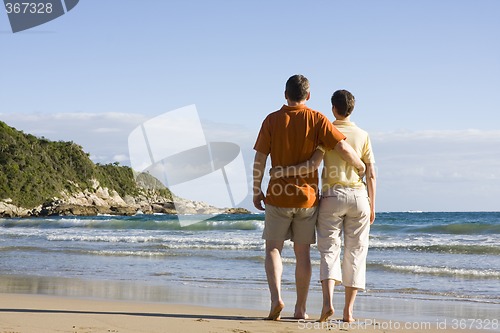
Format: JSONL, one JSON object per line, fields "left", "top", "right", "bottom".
{"left": 322, "top": 120, "right": 375, "bottom": 191}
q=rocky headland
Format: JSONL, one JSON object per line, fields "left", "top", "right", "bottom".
{"left": 0, "top": 121, "right": 250, "bottom": 218}
{"left": 0, "top": 179, "right": 250, "bottom": 218}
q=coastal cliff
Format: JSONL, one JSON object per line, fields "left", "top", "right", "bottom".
{"left": 0, "top": 121, "right": 249, "bottom": 218}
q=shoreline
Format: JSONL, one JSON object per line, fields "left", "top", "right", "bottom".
{"left": 0, "top": 275, "right": 498, "bottom": 332}
{"left": 0, "top": 293, "right": 494, "bottom": 333}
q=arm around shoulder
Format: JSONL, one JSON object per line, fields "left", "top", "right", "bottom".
{"left": 334, "top": 140, "right": 366, "bottom": 176}
{"left": 269, "top": 148, "right": 324, "bottom": 178}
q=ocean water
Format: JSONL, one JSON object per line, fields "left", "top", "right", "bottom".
{"left": 0, "top": 212, "right": 499, "bottom": 321}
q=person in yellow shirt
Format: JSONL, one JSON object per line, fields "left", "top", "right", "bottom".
{"left": 270, "top": 89, "right": 376, "bottom": 323}
{"left": 253, "top": 77, "right": 366, "bottom": 321}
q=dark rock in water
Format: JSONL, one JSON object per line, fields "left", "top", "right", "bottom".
{"left": 49, "top": 204, "right": 99, "bottom": 216}
{"left": 224, "top": 207, "right": 252, "bottom": 214}
{"left": 150, "top": 202, "right": 177, "bottom": 214}
{"left": 99, "top": 205, "right": 138, "bottom": 216}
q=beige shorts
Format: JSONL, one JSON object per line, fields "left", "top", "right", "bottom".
{"left": 262, "top": 204, "right": 318, "bottom": 244}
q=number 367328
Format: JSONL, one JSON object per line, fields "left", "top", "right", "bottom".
{"left": 5, "top": 2, "right": 53, "bottom": 14}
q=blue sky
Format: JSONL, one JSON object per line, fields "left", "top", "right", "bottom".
{"left": 1, "top": 1, "right": 500, "bottom": 212}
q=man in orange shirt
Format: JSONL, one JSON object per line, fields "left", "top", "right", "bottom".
{"left": 253, "top": 75, "right": 365, "bottom": 320}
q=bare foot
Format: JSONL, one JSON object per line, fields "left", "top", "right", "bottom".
{"left": 319, "top": 307, "right": 334, "bottom": 322}
{"left": 293, "top": 313, "right": 309, "bottom": 320}
{"left": 343, "top": 308, "right": 355, "bottom": 322}
{"left": 265, "top": 301, "right": 284, "bottom": 321}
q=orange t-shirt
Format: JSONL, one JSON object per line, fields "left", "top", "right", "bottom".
{"left": 254, "top": 104, "right": 346, "bottom": 208}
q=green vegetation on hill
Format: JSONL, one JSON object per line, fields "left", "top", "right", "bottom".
{"left": 0, "top": 121, "right": 171, "bottom": 208}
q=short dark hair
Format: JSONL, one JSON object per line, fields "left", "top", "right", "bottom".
{"left": 285, "top": 75, "right": 310, "bottom": 102}
{"left": 331, "top": 90, "right": 355, "bottom": 117}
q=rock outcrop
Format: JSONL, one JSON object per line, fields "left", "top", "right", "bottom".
{"left": 0, "top": 180, "right": 251, "bottom": 218}
{"left": 0, "top": 120, "right": 251, "bottom": 218}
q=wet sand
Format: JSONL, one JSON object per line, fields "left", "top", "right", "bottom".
{"left": 0, "top": 275, "right": 498, "bottom": 333}
{"left": 0, "top": 292, "right": 495, "bottom": 333}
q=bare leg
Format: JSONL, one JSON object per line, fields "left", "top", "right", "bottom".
{"left": 343, "top": 286, "right": 358, "bottom": 322}
{"left": 293, "top": 243, "right": 311, "bottom": 319}
{"left": 319, "top": 279, "right": 335, "bottom": 322}
{"left": 265, "top": 240, "right": 285, "bottom": 320}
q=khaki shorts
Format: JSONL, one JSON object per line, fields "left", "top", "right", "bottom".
{"left": 262, "top": 204, "right": 318, "bottom": 244}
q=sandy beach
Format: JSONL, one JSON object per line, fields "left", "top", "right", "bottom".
{"left": 1, "top": 212, "right": 499, "bottom": 332}
{"left": 1, "top": 292, "right": 495, "bottom": 333}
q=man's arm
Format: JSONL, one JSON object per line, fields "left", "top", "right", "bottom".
{"left": 253, "top": 151, "right": 268, "bottom": 211}
{"left": 269, "top": 148, "right": 325, "bottom": 178}
{"left": 365, "top": 163, "right": 376, "bottom": 224}
{"left": 334, "top": 140, "right": 366, "bottom": 176}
